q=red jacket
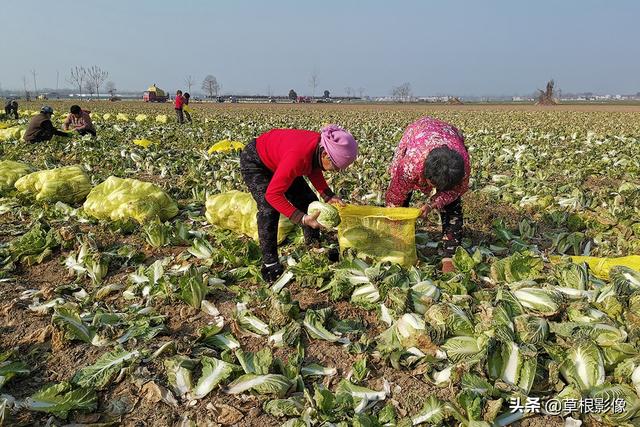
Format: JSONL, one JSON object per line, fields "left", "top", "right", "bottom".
{"left": 256, "top": 129, "right": 334, "bottom": 222}
{"left": 174, "top": 95, "right": 184, "bottom": 109}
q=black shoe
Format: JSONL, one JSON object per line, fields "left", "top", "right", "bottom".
{"left": 261, "top": 263, "right": 284, "bottom": 283}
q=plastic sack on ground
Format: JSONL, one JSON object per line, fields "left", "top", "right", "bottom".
{"left": 14, "top": 165, "right": 91, "bottom": 204}
{"left": 103, "top": 113, "right": 112, "bottom": 120}
{"left": 116, "top": 113, "right": 129, "bottom": 122}
{"left": 155, "top": 114, "right": 168, "bottom": 124}
{"left": 135, "top": 114, "right": 148, "bottom": 122}
{"left": 553, "top": 255, "right": 640, "bottom": 280}
{"left": 205, "top": 191, "right": 293, "bottom": 244}
{"left": 83, "top": 176, "right": 178, "bottom": 224}
{"left": 183, "top": 104, "right": 193, "bottom": 114}
{"left": 0, "top": 160, "right": 32, "bottom": 194}
{"left": 337, "top": 205, "right": 421, "bottom": 266}
{"left": 208, "top": 139, "right": 245, "bottom": 154}
{"left": 133, "top": 139, "right": 156, "bottom": 148}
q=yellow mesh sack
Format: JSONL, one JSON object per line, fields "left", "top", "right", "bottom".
{"left": 208, "top": 140, "right": 245, "bottom": 154}
{"left": 133, "top": 139, "right": 156, "bottom": 148}
{"left": 0, "top": 126, "right": 23, "bottom": 141}
{"left": 205, "top": 191, "right": 294, "bottom": 244}
{"left": 0, "top": 160, "right": 32, "bottom": 194}
{"left": 14, "top": 165, "right": 91, "bottom": 204}
{"left": 83, "top": 176, "right": 178, "bottom": 224}
{"left": 551, "top": 255, "right": 640, "bottom": 280}
{"left": 337, "top": 205, "right": 421, "bottom": 266}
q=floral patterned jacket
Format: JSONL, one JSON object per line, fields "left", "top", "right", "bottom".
{"left": 385, "top": 116, "right": 470, "bottom": 210}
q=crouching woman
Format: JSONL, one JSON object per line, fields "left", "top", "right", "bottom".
{"left": 386, "top": 116, "right": 470, "bottom": 273}
{"left": 240, "top": 125, "right": 358, "bottom": 282}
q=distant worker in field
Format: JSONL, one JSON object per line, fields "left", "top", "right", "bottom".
{"left": 24, "top": 106, "right": 71, "bottom": 143}
{"left": 240, "top": 125, "right": 358, "bottom": 282}
{"left": 63, "top": 105, "right": 96, "bottom": 137}
{"left": 183, "top": 92, "right": 192, "bottom": 123}
{"left": 3, "top": 100, "right": 19, "bottom": 119}
{"left": 386, "top": 116, "right": 470, "bottom": 274}
{"left": 174, "top": 90, "right": 185, "bottom": 124}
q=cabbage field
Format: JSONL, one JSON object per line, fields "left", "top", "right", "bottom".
{"left": 1, "top": 102, "right": 640, "bottom": 426}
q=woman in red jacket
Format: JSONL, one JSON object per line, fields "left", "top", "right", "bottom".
{"left": 240, "top": 125, "right": 358, "bottom": 282}
{"left": 174, "top": 90, "right": 185, "bottom": 124}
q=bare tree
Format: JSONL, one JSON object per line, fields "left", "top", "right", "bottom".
{"left": 345, "top": 87, "right": 354, "bottom": 98}
{"left": 22, "top": 75, "right": 30, "bottom": 100}
{"left": 201, "top": 75, "right": 220, "bottom": 98}
{"left": 105, "top": 81, "right": 117, "bottom": 97}
{"left": 309, "top": 72, "right": 319, "bottom": 97}
{"left": 31, "top": 69, "right": 38, "bottom": 94}
{"left": 536, "top": 79, "right": 558, "bottom": 105}
{"left": 86, "top": 66, "right": 109, "bottom": 99}
{"left": 67, "top": 67, "right": 87, "bottom": 95}
{"left": 391, "top": 82, "right": 412, "bottom": 101}
{"left": 85, "top": 80, "right": 95, "bottom": 97}
{"left": 184, "top": 75, "right": 195, "bottom": 93}
{"left": 358, "top": 87, "right": 365, "bottom": 98}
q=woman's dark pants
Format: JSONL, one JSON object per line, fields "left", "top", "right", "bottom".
{"left": 403, "top": 193, "right": 463, "bottom": 257}
{"left": 240, "top": 140, "right": 319, "bottom": 265}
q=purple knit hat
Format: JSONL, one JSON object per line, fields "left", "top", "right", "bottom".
{"left": 319, "top": 124, "right": 358, "bottom": 170}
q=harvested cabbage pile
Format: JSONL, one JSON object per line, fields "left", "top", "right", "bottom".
{"left": 14, "top": 166, "right": 91, "bottom": 204}
{"left": 205, "top": 191, "right": 294, "bottom": 244}
{"left": 308, "top": 201, "right": 341, "bottom": 229}
{"left": 0, "top": 126, "right": 23, "bottom": 142}
{"left": 83, "top": 176, "right": 178, "bottom": 224}
{"left": 0, "top": 160, "right": 31, "bottom": 195}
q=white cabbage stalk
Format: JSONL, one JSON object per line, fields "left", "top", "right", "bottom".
{"left": 433, "top": 366, "right": 452, "bottom": 385}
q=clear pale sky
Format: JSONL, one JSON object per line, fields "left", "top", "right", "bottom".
{"left": 1, "top": 0, "right": 638, "bottom": 96}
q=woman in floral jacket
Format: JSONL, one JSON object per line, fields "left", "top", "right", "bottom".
{"left": 385, "top": 116, "right": 470, "bottom": 273}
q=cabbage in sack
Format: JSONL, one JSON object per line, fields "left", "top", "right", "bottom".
{"left": 205, "top": 191, "right": 294, "bottom": 244}
{"left": 83, "top": 176, "right": 178, "bottom": 224}
{"left": 337, "top": 205, "right": 421, "bottom": 266}
{"left": 14, "top": 166, "right": 91, "bottom": 204}
{"left": 0, "top": 160, "right": 31, "bottom": 195}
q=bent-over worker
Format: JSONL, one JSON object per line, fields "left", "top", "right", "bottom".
{"left": 63, "top": 105, "right": 96, "bottom": 136}
{"left": 386, "top": 116, "right": 470, "bottom": 273}
{"left": 240, "top": 125, "right": 358, "bottom": 282}
{"left": 24, "top": 106, "right": 71, "bottom": 143}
